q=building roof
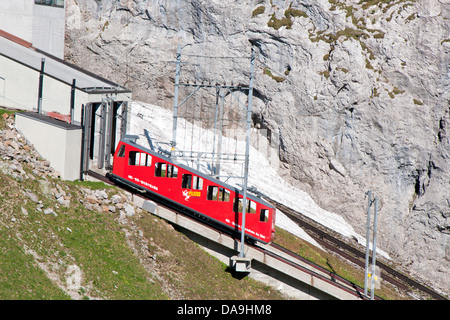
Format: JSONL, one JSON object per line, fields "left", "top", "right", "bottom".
{"left": 0, "top": 29, "right": 131, "bottom": 94}
{"left": 17, "top": 112, "right": 82, "bottom": 130}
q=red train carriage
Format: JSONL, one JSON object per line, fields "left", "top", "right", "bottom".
{"left": 110, "top": 136, "right": 276, "bottom": 244}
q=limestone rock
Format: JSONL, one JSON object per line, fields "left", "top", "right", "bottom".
{"left": 86, "top": 194, "right": 98, "bottom": 204}
{"left": 43, "top": 208, "right": 57, "bottom": 217}
{"left": 21, "top": 207, "right": 29, "bottom": 216}
{"left": 111, "top": 194, "right": 123, "bottom": 204}
{"left": 123, "top": 203, "right": 135, "bottom": 217}
{"left": 25, "top": 191, "right": 39, "bottom": 203}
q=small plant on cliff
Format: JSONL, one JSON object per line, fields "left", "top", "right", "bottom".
{"left": 252, "top": 5, "right": 265, "bottom": 17}
{"left": 263, "top": 67, "right": 286, "bottom": 83}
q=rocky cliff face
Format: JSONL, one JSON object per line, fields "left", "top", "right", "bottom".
{"left": 64, "top": 0, "right": 449, "bottom": 295}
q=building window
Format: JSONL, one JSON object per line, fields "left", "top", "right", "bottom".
{"left": 35, "top": 0, "right": 65, "bottom": 8}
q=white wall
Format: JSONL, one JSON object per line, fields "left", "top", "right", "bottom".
{"left": 15, "top": 113, "right": 82, "bottom": 181}
{"left": 0, "top": 0, "right": 65, "bottom": 58}
{"left": 0, "top": 55, "right": 39, "bottom": 110}
{"left": 32, "top": 3, "right": 65, "bottom": 58}
{"left": 0, "top": 1, "right": 34, "bottom": 43}
{"left": 41, "top": 73, "right": 73, "bottom": 114}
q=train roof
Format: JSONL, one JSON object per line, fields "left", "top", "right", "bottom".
{"left": 120, "top": 136, "right": 274, "bottom": 209}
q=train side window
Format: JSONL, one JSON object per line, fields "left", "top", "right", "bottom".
{"left": 208, "top": 187, "right": 230, "bottom": 201}
{"left": 129, "top": 151, "right": 139, "bottom": 166}
{"left": 233, "top": 199, "right": 256, "bottom": 213}
{"left": 260, "top": 209, "right": 269, "bottom": 222}
{"left": 248, "top": 200, "right": 256, "bottom": 213}
{"left": 167, "top": 164, "right": 178, "bottom": 178}
{"left": 182, "top": 174, "right": 192, "bottom": 188}
{"left": 140, "top": 154, "right": 147, "bottom": 166}
{"left": 117, "top": 145, "right": 126, "bottom": 158}
{"left": 192, "top": 176, "right": 203, "bottom": 190}
{"left": 129, "top": 151, "right": 151, "bottom": 166}
{"left": 219, "top": 188, "right": 230, "bottom": 202}
{"left": 140, "top": 153, "right": 152, "bottom": 166}
{"left": 233, "top": 198, "right": 240, "bottom": 212}
{"left": 155, "top": 162, "right": 167, "bottom": 177}
{"left": 207, "top": 186, "right": 218, "bottom": 200}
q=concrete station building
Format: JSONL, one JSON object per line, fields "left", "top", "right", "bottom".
{"left": 0, "top": 0, "right": 132, "bottom": 180}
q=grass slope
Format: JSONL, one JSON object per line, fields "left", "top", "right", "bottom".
{"left": 0, "top": 108, "right": 284, "bottom": 300}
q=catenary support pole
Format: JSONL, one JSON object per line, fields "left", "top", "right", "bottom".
{"left": 239, "top": 48, "right": 255, "bottom": 258}
{"left": 371, "top": 197, "right": 379, "bottom": 300}
{"left": 215, "top": 92, "right": 225, "bottom": 177}
{"left": 364, "top": 190, "right": 372, "bottom": 296}
{"left": 171, "top": 44, "right": 182, "bottom": 155}
{"left": 211, "top": 86, "right": 220, "bottom": 175}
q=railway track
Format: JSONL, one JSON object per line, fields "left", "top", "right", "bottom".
{"left": 85, "top": 170, "right": 447, "bottom": 300}
{"left": 87, "top": 170, "right": 368, "bottom": 299}
{"left": 267, "top": 199, "right": 448, "bottom": 300}
{"left": 265, "top": 242, "right": 373, "bottom": 300}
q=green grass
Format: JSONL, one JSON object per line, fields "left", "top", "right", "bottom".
{"left": 0, "top": 170, "right": 166, "bottom": 299}
{"left": 134, "top": 212, "right": 283, "bottom": 299}
{"left": 0, "top": 108, "right": 285, "bottom": 299}
{"left": 0, "top": 229, "right": 70, "bottom": 299}
{"left": 285, "top": 6, "right": 308, "bottom": 19}
{"left": 54, "top": 209, "right": 165, "bottom": 299}
{"left": 267, "top": 4, "right": 308, "bottom": 30}
{"left": 268, "top": 13, "right": 293, "bottom": 30}
{"left": 66, "top": 179, "right": 115, "bottom": 190}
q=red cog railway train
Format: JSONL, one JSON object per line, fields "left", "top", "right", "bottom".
{"left": 110, "top": 136, "right": 276, "bottom": 244}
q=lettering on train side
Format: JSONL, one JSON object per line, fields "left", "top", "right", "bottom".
{"left": 128, "top": 175, "right": 158, "bottom": 191}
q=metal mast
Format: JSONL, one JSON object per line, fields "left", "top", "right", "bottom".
{"left": 364, "top": 190, "right": 380, "bottom": 299}
{"left": 364, "top": 190, "right": 372, "bottom": 296}
{"left": 171, "top": 44, "right": 182, "bottom": 154}
{"left": 239, "top": 48, "right": 255, "bottom": 258}
{"left": 370, "top": 197, "right": 379, "bottom": 300}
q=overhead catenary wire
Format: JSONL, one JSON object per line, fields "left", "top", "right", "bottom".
{"left": 170, "top": 45, "right": 252, "bottom": 173}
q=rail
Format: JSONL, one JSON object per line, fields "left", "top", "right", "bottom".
{"left": 267, "top": 199, "right": 448, "bottom": 300}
